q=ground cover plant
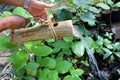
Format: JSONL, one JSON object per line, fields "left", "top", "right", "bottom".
{"left": 0, "top": 0, "right": 120, "bottom": 80}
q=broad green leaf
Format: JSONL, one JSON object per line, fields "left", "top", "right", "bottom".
{"left": 48, "top": 70, "right": 59, "bottom": 80}
{"left": 1, "top": 11, "right": 12, "bottom": 17}
{"left": 96, "top": 3, "right": 110, "bottom": 10}
{"left": 53, "top": 40, "right": 71, "bottom": 53}
{"left": 0, "top": 36, "right": 18, "bottom": 50}
{"left": 56, "top": 8, "right": 72, "bottom": 21}
{"left": 69, "top": 67, "right": 84, "bottom": 76}
{"left": 73, "top": 0, "right": 90, "bottom": 8}
{"left": 113, "top": 42, "right": 120, "bottom": 51}
{"left": 68, "top": 0, "right": 73, "bottom": 3}
{"left": 55, "top": 52, "right": 64, "bottom": 62}
{"left": 106, "top": 0, "right": 114, "bottom": 6}
{"left": 84, "top": 37, "right": 96, "bottom": 48}
{"left": 64, "top": 75, "right": 81, "bottom": 80}
{"left": 103, "top": 48, "right": 112, "bottom": 60}
{"left": 113, "top": 2, "right": 120, "bottom": 8}
{"left": 89, "top": 6, "right": 100, "bottom": 14}
{"left": 41, "top": 57, "right": 56, "bottom": 69}
{"left": 8, "top": 50, "right": 28, "bottom": 71}
{"left": 103, "top": 39, "right": 113, "bottom": 49}
{"left": 62, "top": 48, "right": 72, "bottom": 55}
{"left": 24, "top": 76, "right": 36, "bottom": 80}
{"left": 30, "top": 46, "right": 53, "bottom": 56}
{"left": 55, "top": 60, "right": 72, "bottom": 74}
{"left": 102, "top": 47, "right": 112, "bottom": 53}
{"left": 12, "top": 7, "right": 33, "bottom": 18}
{"left": 115, "top": 52, "right": 120, "bottom": 58}
{"left": 72, "top": 41, "right": 85, "bottom": 57}
{"left": 63, "top": 36, "right": 73, "bottom": 42}
{"left": 38, "top": 68, "right": 50, "bottom": 80}
{"left": 103, "top": 52, "right": 112, "bottom": 60}
{"left": 80, "top": 12, "right": 96, "bottom": 26}
{"left": 25, "top": 61, "right": 39, "bottom": 76}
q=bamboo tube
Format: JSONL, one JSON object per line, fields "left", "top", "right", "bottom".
{"left": 10, "top": 20, "right": 76, "bottom": 44}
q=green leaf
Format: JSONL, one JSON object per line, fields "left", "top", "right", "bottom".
{"left": 55, "top": 60, "right": 72, "bottom": 74}
{"left": 72, "top": 41, "right": 85, "bottom": 57}
{"left": 73, "top": 0, "right": 90, "bottom": 8}
{"left": 113, "top": 2, "right": 120, "bottom": 8}
{"left": 1, "top": 11, "right": 12, "bottom": 17}
{"left": 62, "top": 48, "right": 72, "bottom": 55}
{"left": 30, "top": 46, "right": 53, "bottom": 56}
{"left": 96, "top": 3, "right": 110, "bottom": 10}
{"left": 89, "top": 6, "right": 100, "bottom": 14}
{"left": 115, "top": 52, "right": 120, "bottom": 58}
{"left": 41, "top": 57, "right": 56, "bottom": 69}
{"left": 69, "top": 67, "right": 84, "bottom": 76}
{"left": 64, "top": 75, "right": 81, "bottom": 80}
{"left": 38, "top": 68, "right": 50, "bottom": 80}
{"left": 103, "top": 52, "right": 112, "bottom": 60}
{"left": 102, "top": 48, "right": 112, "bottom": 60}
{"left": 102, "top": 47, "right": 112, "bottom": 53}
{"left": 55, "top": 52, "right": 64, "bottom": 62}
{"left": 113, "top": 42, "right": 120, "bottom": 51}
{"left": 12, "top": 7, "right": 33, "bottom": 18}
{"left": 24, "top": 76, "right": 36, "bottom": 80}
{"left": 103, "top": 39, "right": 113, "bottom": 49}
{"left": 48, "top": 70, "right": 59, "bottom": 80}
{"left": 8, "top": 50, "right": 28, "bottom": 71}
{"left": 56, "top": 8, "right": 72, "bottom": 21}
{"left": 63, "top": 36, "right": 73, "bottom": 42}
{"left": 0, "top": 36, "right": 18, "bottom": 50}
{"left": 25, "top": 61, "right": 39, "bottom": 76}
{"left": 68, "top": 0, "right": 73, "bottom": 3}
{"left": 80, "top": 12, "right": 96, "bottom": 26}
{"left": 106, "top": 0, "right": 114, "bottom": 6}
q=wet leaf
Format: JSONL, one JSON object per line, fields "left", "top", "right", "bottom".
{"left": 64, "top": 75, "right": 81, "bottom": 80}
{"left": 38, "top": 68, "right": 50, "bottom": 80}
{"left": 0, "top": 36, "right": 18, "bottom": 50}
{"left": 25, "top": 61, "right": 39, "bottom": 76}
{"left": 96, "top": 3, "right": 110, "bottom": 10}
{"left": 72, "top": 41, "right": 85, "bottom": 57}
{"left": 80, "top": 12, "right": 96, "bottom": 26}
{"left": 30, "top": 46, "right": 53, "bottom": 56}
{"left": 48, "top": 70, "right": 59, "bottom": 80}
{"left": 115, "top": 52, "right": 120, "bottom": 58}
{"left": 55, "top": 60, "right": 72, "bottom": 74}
{"left": 9, "top": 50, "right": 28, "bottom": 71}
{"left": 113, "top": 2, "right": 120, "bottom": 8}
{"left": 73, "top": 0, "right": 90, "bottom": 8}
{"left": 41, "top": 57, "right": 56, "bottom": 69}
{"left": 63, "top": 36, "right": 73, "bottom": 42}
{"left": 89, "top": 6, "right": 100, "bottom": 14}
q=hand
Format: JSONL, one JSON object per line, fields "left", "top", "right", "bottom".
{"left": 28, "top": 0, "right": 54, "bottom": 24}
{"left": 7, "top": 15, "right": 30, "bottom": 30}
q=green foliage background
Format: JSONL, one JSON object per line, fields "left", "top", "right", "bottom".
{"left": 0, "top": 0, "right": 120, "bottom": 80}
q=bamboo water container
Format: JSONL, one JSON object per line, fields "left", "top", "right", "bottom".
{"left": 10, "top": 20, "right": 76, "bottom": 44}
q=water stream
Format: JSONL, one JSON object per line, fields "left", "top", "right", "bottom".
{"left": 74, "top": 26, "right": 103, "bottom": 80}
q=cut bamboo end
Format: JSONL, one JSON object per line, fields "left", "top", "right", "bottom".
{"left": 10, "top": 20, "right": 77, "bottom": 44}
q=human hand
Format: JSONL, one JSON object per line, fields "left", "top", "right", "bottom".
{"left": 7, "top": 15, "right": 30, "bottom": 30}
{"left": 28, "top": 0, "right": 54, "bottom": 24}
